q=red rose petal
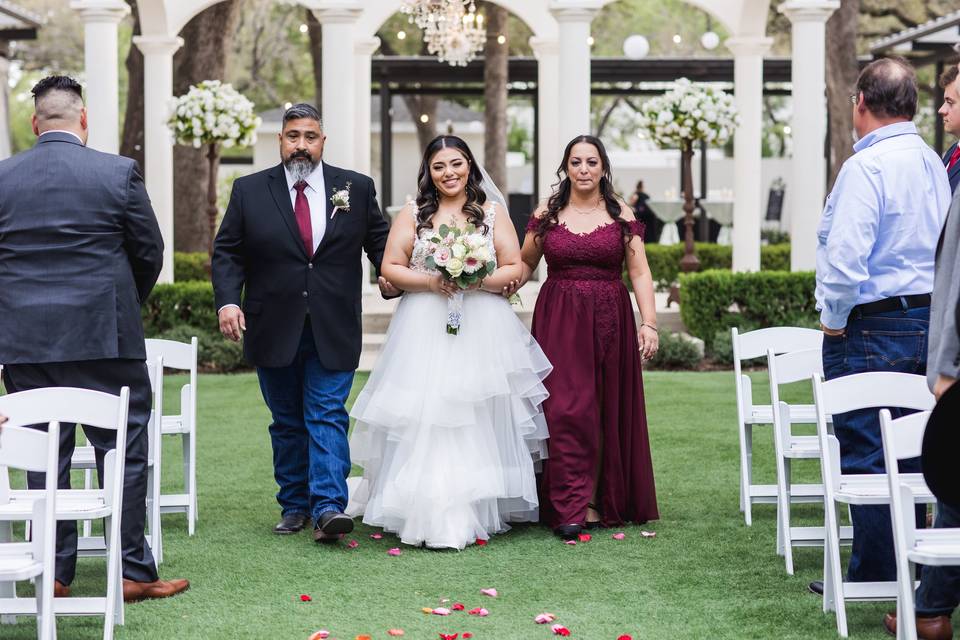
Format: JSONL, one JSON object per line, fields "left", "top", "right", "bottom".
{"left": 578, "top": 533, "right": 592, "bottom": 542}
{"left": 463, "top": 634, "right": 473, "bottom": 639}
{"left": 299, "top": 594, "right": 312, "bottom": 602}
{"left": 475, "top": 539, "right": 487, "bottom": 546}
{"left": 452, "top": 603, "right": 465, "bottom": 611}
{"left": 617, "top": 635, "right": 633, "bottom": 640}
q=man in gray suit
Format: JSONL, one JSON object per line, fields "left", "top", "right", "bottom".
{"left": 884, "top": 72, "right": 960, "bottom": 640}
{"left": 0, "top": 76, "right": 188, "bottom": 602}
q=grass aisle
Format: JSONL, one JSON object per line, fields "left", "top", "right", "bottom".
{"left": 5, "top": 371, "right": 890, "bottom": 639}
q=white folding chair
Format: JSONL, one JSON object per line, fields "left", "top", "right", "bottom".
{"left": 881, "top": 409, "right": 960, "bottom": 640}
{"left": 0, "top": 422, "right": 60, "bottom": 639}
{"left": 813, "top": 372, "right": 936, "bottom": 637}
{"left": 0, "top": 387, "right": 131, "bottom": 640}
{"left": 146, "top": 337, "right": 199, "bottom": 536}
{"left": 768, "top": 347, "right": 852, "bottom": 575}
{"left": 73, "top": 357, "right": 164, "bottom": 563}
{"left": 732, "top": 326, "right": 824, "bottom": 525}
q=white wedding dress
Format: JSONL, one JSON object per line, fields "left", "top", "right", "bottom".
{"left": 347, "top": 204, "right": 551, "bottom": 549}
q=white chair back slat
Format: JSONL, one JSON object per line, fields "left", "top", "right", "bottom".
{"left": 881, "top": 409, "right": 930, "bottom": 462}
{"left": 0, "top": 387, "right": 127, "bottom": 431}
{"left": 0, "top": 423, "right": 55, "bottom": 472}
{"left": 772, "top": 348, "right": 824, "bottom": 385}
{"left": 821, "top": 372, "right": 934, "bottom": 416}
{"left": 145, "top": 337, "right": 197, "bottom": 371}
{"left": 735, "top": 326, "right": 823, "bottom": 360}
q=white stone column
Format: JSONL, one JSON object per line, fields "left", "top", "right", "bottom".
{"left": 530, "top": 36, "right": 560, "bottom": 203}
{"left": 355, "top": 36, "right": 379, "bottom": 294}
{"left": 134, "top": 35, "right": 183, "bottom": 284}
{"left": 549, "top": 5, "right": 597, "bottom": 143}
{"left": 779, "top": 0, "right": 839, "bottom": 271}
{"left": 317, "top": 5, "right": 362, "bottom": 168}
{"left": 71, "top": 0, "right": 129, "bottom": 153}
{"left": 727, "top": 36, "right": 773, "bottom": 272}
{"left": 0, "top": 52, "right": 10, "bottom": 160}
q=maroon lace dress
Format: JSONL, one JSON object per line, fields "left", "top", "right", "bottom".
{"left": 528, "top": 217, "right": 659, "bottom": 528}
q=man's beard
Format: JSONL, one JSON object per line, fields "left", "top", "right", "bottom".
{"left": 284, "top": 153, "right": 319, "bottom": 182}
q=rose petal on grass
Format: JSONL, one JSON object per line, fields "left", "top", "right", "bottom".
{"left": 346, "top": 540, "right": 359, "bottom": 549}
{"left": 463, "top": 633, "right": 473, "bottom": 639}
{"left": 640, "top": 530, "right": 657, "bottom": 538}
{"left": 355, "top": 636, "right": 372, "bottom": 640}
{"left": 578, "top": 533, "right": 592, "bottom": 542}
{"left": 612, "top": 532, "right": 626, "bottom": 540}
{"left": 387, "top": 631, "right": 405, "bottom": 637}
{"left": 307, "top": 631, "right": 329, "bottom": 640}
{"left": 388, "top": 548, "right": 402, "bottom": 556}
{"left": 299, "top": 594, "right": 312, "bottom": 602}
{"left": 564, "top": 540, "right": 577, "bottom": 546}
{"left": 452, "top": 603, "right": 465, "bottom": 611}
{"left": 551, "top": 624, "right": 572, "bottom": 636}
{"left": 433, "top": 608, "right": 451, "bottom": 616}
{"left": 534, "top": 613, "right": 557, "bottom": 624}
{"left": 475, "top": 539, "right": 487, "bottom": 546}
{"left": 370, "top": 533, "right": 384, "bottom": 540}
{"left": 439, "top": 634, "right": 458, "bottom": 640}
{"left": 422, "top": 608, "right": 435, "bottom": 614}
{"left": 480, "top": 588, "right": 498, "bottom": 597}
{"left": 468, "top": 608, "right": 489, "bottom": 617}
{"left": 617, "top": 635, "right": 633, "bottom": 640}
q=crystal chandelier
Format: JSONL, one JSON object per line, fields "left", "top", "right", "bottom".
{"left": 401, "top": 0, "right": 487, "bottom": 67}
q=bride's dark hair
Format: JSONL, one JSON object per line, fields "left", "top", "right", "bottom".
{"left": 415, "top": 135, "right": 488, "bottom": 236}
{"left": 531, "top": 135, "right": 634, "bottom": 246}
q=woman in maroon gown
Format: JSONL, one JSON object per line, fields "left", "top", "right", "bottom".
{"left": 519, "top": 135, "right": 660, "bottom": 539}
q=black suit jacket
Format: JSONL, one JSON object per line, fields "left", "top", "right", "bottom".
{"left": 0, "top": 132, "right": 163, "bottom": 364}
{"left": 212, "top": 162, "right": 390, "bottom": 370}
{"left": 944, "top": 141, "right": 960, "bottom": 195}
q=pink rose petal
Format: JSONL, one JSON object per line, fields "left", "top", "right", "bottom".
{"left": 346, "top": 539, "right": 359, "bottom": 549}
{"left": 432, "top": 607, "right": 451, "bottom": 616}
{"left": 534, "top": 613, "right": 558, "bottom": 624}
{"left": 387, "top": 631, "right": 405, "bottom": 637}
{"left": 468, "top": 608, "right": 489, "bottom": 617}
{"left": 640, "top": 530, "right": 657, "bottom": 538}
{"left": 612, "top": 532, "right": 626, "bottom": 540}
{"left": 388, "top": 547, "right": 402, "bottom": 556}
{"left": 551, "top": 624, "right": 572, "bottom": 636}
{"left": 564, "top": 540, "right": 577, "bottom": 546}
{"left": 308, "top": 631, "right": 329, "bottom": 640}
{"left": 370, "top": 533, "right": 383, "bottom": 540}
{"left": 480, "top": 588, "right": 498, "bottom": 598}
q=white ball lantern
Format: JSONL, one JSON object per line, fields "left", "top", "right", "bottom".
{"left": 700, "top": 31, "right": 720, "bottom": 50}
{"left": 623, "top": 34, "right": 650, "bottom": 60}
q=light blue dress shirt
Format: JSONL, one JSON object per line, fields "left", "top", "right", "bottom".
{"left": 815, "top": 121, "right": 951, "bottom": 329}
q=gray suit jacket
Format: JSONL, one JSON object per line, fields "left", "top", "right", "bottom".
{"left": 0, "top": 131, "right": 163, "bottom": 364}
{"left": 928, "top": 189, "right": 960, "bottom": 390}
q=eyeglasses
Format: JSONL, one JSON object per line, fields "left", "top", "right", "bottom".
{"left": 849, "top": 93, "right": 859, "bottom": 105}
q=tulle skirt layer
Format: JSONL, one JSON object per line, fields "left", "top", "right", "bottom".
{"left": 347, "top": 291, "right": 552, "bottom": 549}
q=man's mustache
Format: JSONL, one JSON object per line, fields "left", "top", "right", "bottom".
{"left": 289, "top": 150, "right": 312, "bottom": 161}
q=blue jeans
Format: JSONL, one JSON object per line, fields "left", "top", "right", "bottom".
{"left": 256, "top": 320, "right": 355, "bottom": 522}
{"left": 822, "top": 306, "right": 928, "bottom": 582}
{"left": 916, "top": 501, "right": 960, "bottom": 616}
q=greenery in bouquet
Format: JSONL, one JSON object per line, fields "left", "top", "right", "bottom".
{"left": 638, "top": 78, "right": 739, "bottom": 147}
{"left": 423, "top": 223, "right": 496, "bottom": 289}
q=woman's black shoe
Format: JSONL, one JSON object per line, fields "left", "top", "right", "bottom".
{"left": 554, "top": 523, "right": 582, "bottom": 540}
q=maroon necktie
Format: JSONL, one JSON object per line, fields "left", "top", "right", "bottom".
{"left": 293, "top": 181, "right": 313, "bottom": 256}
{"left": 948, "top": 146, "right": 960, "bottom": 171}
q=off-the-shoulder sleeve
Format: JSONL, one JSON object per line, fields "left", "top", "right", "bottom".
{"left": 628, "top": 219, "right": 646, "bottom": 238}
{"left": 526, "top": 215, "right": 543, "bottom": 233}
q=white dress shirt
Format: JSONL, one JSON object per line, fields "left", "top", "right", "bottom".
{"left": 285, "top": 162, "right": 327, "bottom": 252}
{"left": 39, "top": 130, "right": 84, "bottom": 144}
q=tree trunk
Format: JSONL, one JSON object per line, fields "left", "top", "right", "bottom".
{"left": 119, "top": 0, "right": 144, "bottom": 171}
{"left": 172, "top": 1, "right": 240, "bottom": 253}
{"left": 306, "top": 9, "right": 322, "bottom": 109}
{"left": 482, "top": 3, "right": 508, "bottom": 192}
{"left": 825, "top": 0, "right": 859, "bottom": 190}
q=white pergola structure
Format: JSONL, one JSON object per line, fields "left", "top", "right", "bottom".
{"left": 69, "top": 0, "right": 839, "bottom": 282}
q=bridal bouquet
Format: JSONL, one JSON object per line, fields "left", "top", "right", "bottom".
{"left": 423, "top": 224, "right": 495, "bottom": 335}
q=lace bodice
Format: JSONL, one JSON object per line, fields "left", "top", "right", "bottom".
{"left": 526, "top": 217, "right": 645, "bottom": 281}
{"left": 409, "top": 203, "right": 498, "bottom": 275}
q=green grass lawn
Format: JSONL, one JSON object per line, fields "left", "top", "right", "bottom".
{"left": 3, "top": 371, "right": 894, "bottom": 639}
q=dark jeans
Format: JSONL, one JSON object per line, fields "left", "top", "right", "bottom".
{"left": 822, "top": 306, "right": 928, "bottom": 583}
{"left": 916, "top": 501, "right": 960, "bottom": 616}
{"left": 256, "top": 320, "right": 354, "bottom": 522}
{"left": 2, "top": 359, "right": 160, "bottom": 585}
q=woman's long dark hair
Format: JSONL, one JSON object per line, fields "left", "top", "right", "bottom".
{"left": 533, "top": 135, "right": 633, "bottom": 246}
{"left": 415, "top": 135, "right": 488, "bottom": 236}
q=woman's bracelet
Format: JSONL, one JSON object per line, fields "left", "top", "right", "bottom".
{"left": 640, "top": 321, "right": 658, "bottom": 331}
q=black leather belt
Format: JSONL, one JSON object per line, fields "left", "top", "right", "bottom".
{"left": 851, "top": 293, "right": 931, "bottom": 317}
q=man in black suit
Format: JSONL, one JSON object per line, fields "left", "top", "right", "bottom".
{"left": 939, "top": 64, "right": 960, "bottom": 194}
{"left": 0, "top": 76, "right": 188, "bottom": 601}
{"left": 213, "top": 103, "right": 397, "bottom": 542}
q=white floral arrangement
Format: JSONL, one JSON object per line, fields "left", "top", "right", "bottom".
{"left": 638, "top": 78, "right": 739, "bottom": 147}
{"left": 167, "top": 80, "right": 261, "bottom": 149}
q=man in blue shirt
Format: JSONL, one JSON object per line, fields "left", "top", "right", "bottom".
{"left": 813, "top": 57, "right": 951, "bottom": 594}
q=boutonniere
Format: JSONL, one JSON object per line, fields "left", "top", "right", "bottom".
{"left": 330, "top": 182, "right": 352, "bottom": 219}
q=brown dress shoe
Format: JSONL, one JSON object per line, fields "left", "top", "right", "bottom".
{"left": 54, "top": 580, "right": 70, "bottom": 598}
{"left": 883, "top": 611, "right": 953, "bottom": 640}
{"left": 123, "top": 578, "right": 190, "bottom": 603}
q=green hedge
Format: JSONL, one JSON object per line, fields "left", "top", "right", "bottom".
{"left": 174, "top": 252, "right": 210, "bottom": 282}
{"left": 640, "top": 243, "right": 791, "bottom": 290}
{"left": 679, "top": 270, "right": 818, "bottom": 350}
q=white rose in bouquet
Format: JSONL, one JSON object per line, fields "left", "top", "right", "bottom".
{"left": 446, "top": 258, "right": 464, "bottom": 278}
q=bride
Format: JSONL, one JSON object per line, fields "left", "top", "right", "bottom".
{"left": 347, "top": 135, "right": 551, "bottom": 549}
